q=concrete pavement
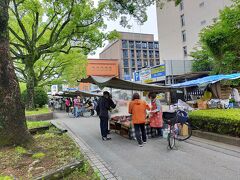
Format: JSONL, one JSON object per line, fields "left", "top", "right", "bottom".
{"left": 52, "top": 112, "right": 240, "bottom": 180}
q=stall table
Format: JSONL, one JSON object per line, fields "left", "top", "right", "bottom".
{"left": 110, "top": 116, "right": 154, "bottom": 140}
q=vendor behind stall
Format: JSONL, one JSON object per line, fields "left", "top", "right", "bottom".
{"left": 148, "top": 92, "right": 163, "bottom": 138}
{"left": 129, "top": 93, "right": 150, "bottom": 147}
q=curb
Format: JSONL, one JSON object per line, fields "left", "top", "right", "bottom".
{"left": 26, "top": 112, "right": 53, "bottom": 121}
{"left": 51, "top": 121, "right": 121, "bottom": 180}
{"left": 193, "top": 130, "right": 240, "bottom": 147}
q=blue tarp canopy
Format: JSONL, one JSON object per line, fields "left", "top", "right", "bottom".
{"left": 171, "top": 73, "right": 240, "bottom": 88}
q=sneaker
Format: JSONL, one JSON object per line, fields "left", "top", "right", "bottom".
{"left": 102, "top": 137, "right": 111, "bottom": 141}
{"left": 138, "top": 144, "right": 143, "bottom": 147}
{"left": 143, "top": 141, "right": 147, "bottom": 144}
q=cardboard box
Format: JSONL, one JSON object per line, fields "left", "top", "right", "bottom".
{"left": 180, "top": 124, "right": 188, "bottom": 136}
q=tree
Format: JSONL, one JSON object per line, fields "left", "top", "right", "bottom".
{"left": 191, "top": 48, "right": 213, "bottom": 72}
{"left": 196, "top": 0, "right": 240, "bottom": 74}
{"left": 9, "top": 0, "right": 181, "bottom": 110}
{"left": 0, "top": 0, "right": 31, "bottom": 146}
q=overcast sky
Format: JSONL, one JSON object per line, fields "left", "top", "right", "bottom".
{"left": 88, "top": 4, "right": 158, "bottom": 59}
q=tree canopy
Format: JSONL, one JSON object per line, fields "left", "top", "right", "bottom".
{"left": 192, "top": 0, "right": 240, "bottom": 74}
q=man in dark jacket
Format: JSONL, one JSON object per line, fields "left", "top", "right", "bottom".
{"left": 96, "top": 91, "right": 116, "bottom": 140}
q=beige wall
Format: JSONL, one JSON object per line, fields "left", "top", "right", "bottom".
{"left": 156, "top": 0, "right": 232, "bottom": 61}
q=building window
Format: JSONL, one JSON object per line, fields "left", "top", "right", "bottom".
{"left": 155, "top": 51, "right": 159, "bottom": 58}
{"left": 143, "top": 50, "right": 147, "bottom": 58}
{"left": 201, "top": 20, "right": 206, "bottom": 26}
{"left": 182, "top": 30, "right": 186, "bottom": 42}
{"left": 123, "top": 49, "right": 128, "bottom": 58}
{"left": 136, "top": 41, "right": 141, "bottom": 49}
{"left": 131, "top": 59, "right": 135, "bottom": 68}
{"left": 183, "top": 46, "right": 187, "bottom": 57}
{"left": 179, "top": 1, "right": 184, "bottom": 11}
{"left": 148, "top": 42, "right": 154, "bottom": 49}
{"left": 142, "top": 41, "right": 147, "bottom": 49}
{"left": 132, "top": 68, "right": 136, "bottom": 72}
{"left": 154, "top": 42, "right": 159, "bottom": 49}
{"left": 137, "top": 59, "right": 142, "bottom": 69}
{"left": 136, "top": 50, "right": 141, "bottom": 58}
{"left": 129, "top": 41, "right": 134, "bottom": 49}
{"left": 130, "top": 50, "right": 135, "bottom": 58}
{"left": 150, "top": 59, "right": 155, "bottom": 67}
{"left": 199, "top": 2, "right": 204, "bottom": 8}
{"left": 123, "top": 59, "right": 129, "bottom": 67}
{"left": 149, "top": 50, "right": 154, "bottom": 58}
{"left": 143, "top": 59, "right": 148, "bottom": 67}
{"left": 122, "top": 40, "right": 128, "bottom": 48}
{"left": 124, "top": 68, "right": 130, "bottom": 80}
{"left": 156, "top": 59, "right": 160, "bottom": 65}
{"left": 180, "top": 14, "right": 185, "bottom": 27}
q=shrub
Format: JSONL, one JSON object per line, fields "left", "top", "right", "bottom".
{"left": 189, "top": 109, "right": 240, "bottom": 137}
{"left": 32, "top": 152, "right": 46, "bottom": 159}
{"left": 15, "top": 146, "right": 27, "bottom": 155}
{"left": 22, "top": 87, "right": 48, "bottom": 108}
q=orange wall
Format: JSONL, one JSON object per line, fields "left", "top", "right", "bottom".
{"left": 79, "top": 59, "right": 119, "bottom": 91}
{"left": 86, "top": 59, "right": 119, "bottom": 77}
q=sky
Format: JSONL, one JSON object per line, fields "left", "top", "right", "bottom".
{"left": 88, "top": 4, "right": 158, "bottom": 59}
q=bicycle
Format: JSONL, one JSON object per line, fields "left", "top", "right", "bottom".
{"left": 163, "top": 110, "right": 192, "bottom": 149}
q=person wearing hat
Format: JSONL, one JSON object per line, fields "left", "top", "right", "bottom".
{"left": 96, "top": 91, "right": 116, "bottom": 140}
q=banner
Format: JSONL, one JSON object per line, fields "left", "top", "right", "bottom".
{"left": 140, "top": 69, "right": 151, "bottom": 81}
{"left": 151, "top": 65, "right": 165, "bottom": 78}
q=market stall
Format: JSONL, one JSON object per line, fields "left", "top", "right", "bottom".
{"left": 78, "top": 76, "right": 169, "bottom": 139}
{"left": 171, "top": 73, "right": 240, "bottom": 109}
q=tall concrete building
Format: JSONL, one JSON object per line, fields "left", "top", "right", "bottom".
{"left": 156, "top": 0, "right": 232, "bottom": 62}
{"left": 100, "top": 32, "right": 160, "bottom": 80}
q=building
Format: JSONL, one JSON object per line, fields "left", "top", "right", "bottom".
{"left": 156, "top": 0, "right": 232, "bottom": 61}
{"left": 79, "top": 59, "right": 119, "bottom": 91}
{"left": 100, "top": 32, "right": 160, "bottom": 80}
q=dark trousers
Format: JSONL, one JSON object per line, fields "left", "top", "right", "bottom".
{"left": 66, "top": 105, "right": 70, "bottom": 113}
{"left": 134, "top": 124, "right": 146, "bottom": 145}
{"left": 100, "top": 116, "right": 108, "bottom": 137}
{"left": 151, "top": 127, "right": 162, "bottom": 137}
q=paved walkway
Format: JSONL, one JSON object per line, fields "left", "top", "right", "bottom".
{"left": 52, "top": 112, "right": 240, "bottom": 180}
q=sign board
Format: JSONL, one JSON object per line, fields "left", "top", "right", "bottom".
{"left": 134, "top": 71, "right": 140, "bottom": 81}
{"left": 51, "top": 85, "right": 58, "bottom": 95}
{"left": 151, "top": 65, "right": 165, "bottom": 78}
{"left": 140, "top": 69, "right": 151, "bottom": 81}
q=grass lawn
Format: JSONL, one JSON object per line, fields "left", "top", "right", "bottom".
{"left": 0, "top": 127, "right": 100, "bottom": 180}
{"left": 27, "top": 121, "right": 51, "bottom": 129}
{"left": 25, "top": 107, "right": 50, "bottom": 116}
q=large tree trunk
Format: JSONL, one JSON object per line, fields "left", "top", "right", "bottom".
{"left": 26, "top": 65, "right": 36, "bottom": 110}
{"left": 0, "top": 0, "right": 32, "bottom": 146}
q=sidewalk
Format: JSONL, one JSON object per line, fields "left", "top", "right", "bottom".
{"left": 52, "top": 112, "right": 240, "bottom": 180}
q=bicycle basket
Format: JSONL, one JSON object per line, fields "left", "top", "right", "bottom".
{"left": 162, "top": 112, "right": 177, "bottom": 125}
{"left": 176, "top": 110, "right": 188, "bottom": 123}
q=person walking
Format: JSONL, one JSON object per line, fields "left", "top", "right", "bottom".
{"left": 148, "top": 92, "right": 163, "bottom": 138}
{"left": 96, "top": 91, "right": 116, "bottom": 141}
{"left": 129, "top": 93, "right": 150, "bottom": 147}
{"left": 65, "top": 98, "right": 70, "bottom": 113}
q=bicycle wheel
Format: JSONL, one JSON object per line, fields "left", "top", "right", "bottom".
{"left": 175, "top": 122, "right": 192, "bottom": 141}
{"left": 168, "top": 129, "right": 176, "bottom": 149}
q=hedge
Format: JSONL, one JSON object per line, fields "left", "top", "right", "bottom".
{"left": 189, "top": 109, "right": 240, "bottom": 137}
